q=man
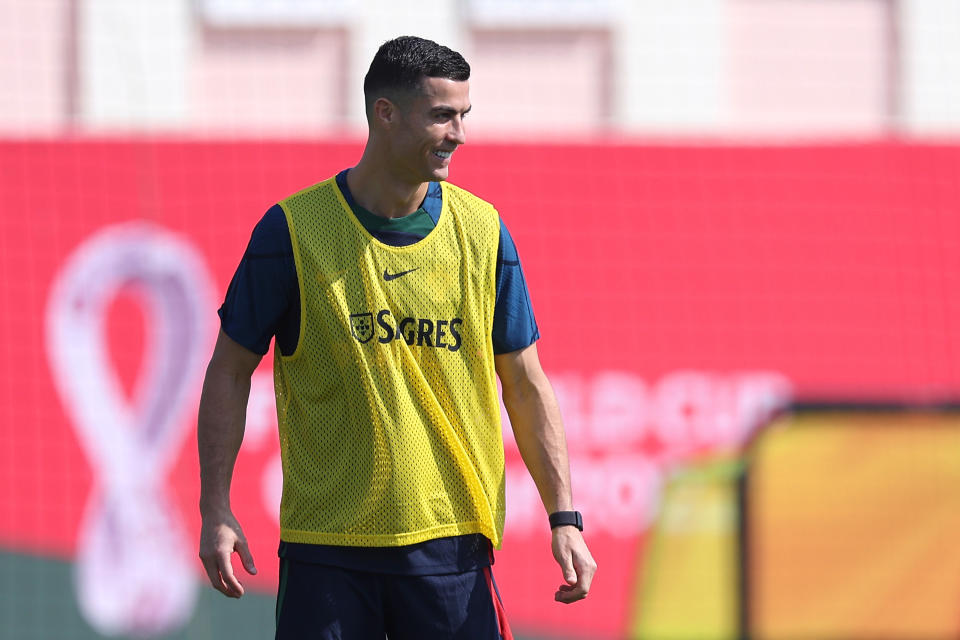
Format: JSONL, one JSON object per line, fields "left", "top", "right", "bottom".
{"left": 198, "top": 36, "right": 596, "bottom": 639}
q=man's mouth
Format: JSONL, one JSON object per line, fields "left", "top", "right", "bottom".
{"left": 432, "top": 150, "right": 453, "bottom": 160}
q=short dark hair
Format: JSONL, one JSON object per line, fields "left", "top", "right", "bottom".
{"left": 363, "top": 36, "right": 470, "bottom": 117}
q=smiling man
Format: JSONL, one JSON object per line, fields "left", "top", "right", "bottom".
{"left": 198, "top": 36, "right": 596, "bottom": 640}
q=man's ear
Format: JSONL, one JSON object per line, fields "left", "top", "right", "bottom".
{"left": 373, "top": 97, "right": 396, "bottom": 127}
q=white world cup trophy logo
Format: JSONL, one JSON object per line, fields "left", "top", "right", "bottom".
{"left": 45, "top": 223, "right": 214, "bottom": 637}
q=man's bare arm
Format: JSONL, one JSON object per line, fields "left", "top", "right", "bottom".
{"left": 198, "top": 329, "right": 262, "bottom": 598}
{"left": 495, "top": 343, "right": 597, "bottom": 604}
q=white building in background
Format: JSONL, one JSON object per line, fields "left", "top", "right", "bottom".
{"left": 1, "top": 0, "right": 959, "bottom": 138}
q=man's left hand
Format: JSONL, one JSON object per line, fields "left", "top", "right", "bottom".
{"left": 551, "top": 526, "right": 597, "bottom": 604}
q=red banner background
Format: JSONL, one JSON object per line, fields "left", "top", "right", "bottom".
{"left": 1, "top": 141, "right": 958, "bottom": 638}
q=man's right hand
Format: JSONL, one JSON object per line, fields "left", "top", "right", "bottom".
{"left": 197, "top": 331, "right": 263, "bottom": 598}
{"left": 198, "top": 512, "right": 257, "bottom": 598}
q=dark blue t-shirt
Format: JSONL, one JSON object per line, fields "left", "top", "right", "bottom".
{"left": 219, "top": 170, "right": 539, "bottom": 574}
{"left": 219, "top": 171, "right": 538, "bottom": 357}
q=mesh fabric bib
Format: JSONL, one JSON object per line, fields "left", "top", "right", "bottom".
{"left": 274, "top": 177, "right": 505, "bottom": 548}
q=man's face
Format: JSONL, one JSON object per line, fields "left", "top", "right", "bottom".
{"left": 388, "top": 77, "right": 471, "bottom": 184}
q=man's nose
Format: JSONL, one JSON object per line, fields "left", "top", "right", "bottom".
{"left": 449, "top": 116, "right": 466, "bottom": 145}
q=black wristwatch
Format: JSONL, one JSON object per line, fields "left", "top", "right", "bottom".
{"left": 548, "top": 510, "right": 583, "bottom": 531}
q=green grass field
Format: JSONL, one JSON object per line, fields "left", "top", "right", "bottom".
{"left": 0, "top": 550, "right": 550, "bottom": 640}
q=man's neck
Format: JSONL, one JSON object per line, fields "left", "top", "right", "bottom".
{"left": 346, "top": 159, "right": 428, "bottom": 220}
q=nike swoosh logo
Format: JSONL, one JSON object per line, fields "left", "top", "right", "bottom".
{"left": 383, "top": 267, "right": 419, "bottom": 281}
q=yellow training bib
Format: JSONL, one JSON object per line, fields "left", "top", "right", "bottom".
{"left": 274, "top": 177, "right": 505, "bottom": 548}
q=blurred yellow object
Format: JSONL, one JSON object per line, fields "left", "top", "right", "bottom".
{"left": 749, "top": 410, "right": 960, "bottom": 640}
{"left": 631, "top": 458, "right": 742, "bottom": 640}
{"left": 631, "top": 407, "right": 960, "bottom": 640}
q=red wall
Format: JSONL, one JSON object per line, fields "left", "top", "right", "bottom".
{"left": 1, "top": 141, "right": 958, "bottom": 638}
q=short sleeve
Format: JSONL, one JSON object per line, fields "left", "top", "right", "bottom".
{"left": 492, "top": 220, "right": 540, "bottom": 354}
{"left": 217, "top": 204, "right": 300, "bottom": 356}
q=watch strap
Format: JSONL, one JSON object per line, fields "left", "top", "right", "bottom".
{"left": 548, "top": 510, "right": 583, "bottom": 531}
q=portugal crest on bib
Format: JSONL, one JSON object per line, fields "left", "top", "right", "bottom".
{"left": 349, "top": 312, "right": 373, "bottom": 343}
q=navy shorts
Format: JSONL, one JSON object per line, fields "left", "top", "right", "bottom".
{"left": 275, "top": 558, "right": 513, "bottom": 640}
